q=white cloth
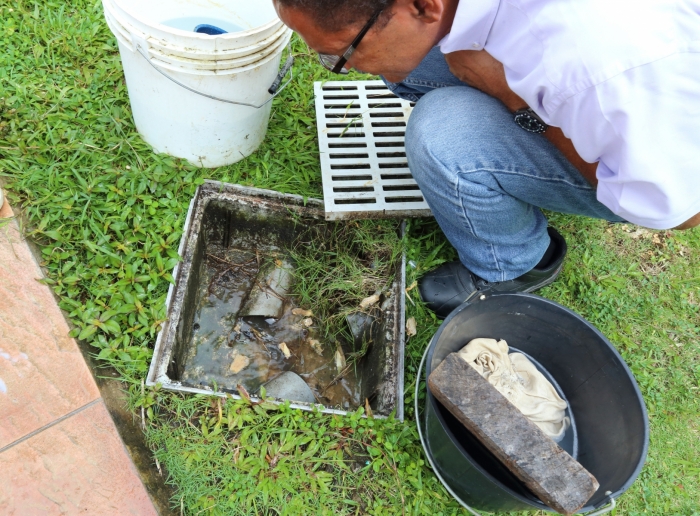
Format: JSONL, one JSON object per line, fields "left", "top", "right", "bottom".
{"left": 457, "top": 338, "right": 570, "bottom": 442}
{"left": 439, "top": 0, "right": 700, "bottom": 229}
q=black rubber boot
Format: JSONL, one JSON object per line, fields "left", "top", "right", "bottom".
{"left": 418, "top": 227, "right": 567, "bottom": 319}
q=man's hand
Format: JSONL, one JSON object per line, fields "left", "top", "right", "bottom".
{"left": 445, "top": 50, "right": 599, "bottom": 186}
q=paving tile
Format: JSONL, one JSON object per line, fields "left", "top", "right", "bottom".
{"left": 0, "top": 194, "right": 12, "bottom": 218}
{"left": 0, "top": 400, "right": 157, "bottom": 516}
{"left": 0, "top": 219, "right": 100, "bottom": 448}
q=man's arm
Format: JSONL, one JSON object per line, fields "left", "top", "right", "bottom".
{"left": 444, "top": 49, "right": 699, "bottom": 230}
{"left": 675, "top": 212, "right": 700, "bottom": 230}
{"left": 444, "top": 50, "right": 598, "bottom": 186}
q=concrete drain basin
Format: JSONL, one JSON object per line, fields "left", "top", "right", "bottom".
{"left": 147, "top": 181, "right": 405, "bottom": 418}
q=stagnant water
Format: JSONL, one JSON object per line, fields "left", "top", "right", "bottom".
{"left": 180, "top": 247, "right": 363, "bottom": 410}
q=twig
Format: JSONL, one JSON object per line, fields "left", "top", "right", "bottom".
{"left": 321, "top": 364, "right": 354, "bottom": 394}
{"left": 255, "top": 279, "right": 287, "bottom": 302}
{"left": 206, "top": 254, "right": 254, "bottom": 269}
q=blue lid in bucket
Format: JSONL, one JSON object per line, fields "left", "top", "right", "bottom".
{"left": 194, "top": 23, "right": 227, "bottom": 35}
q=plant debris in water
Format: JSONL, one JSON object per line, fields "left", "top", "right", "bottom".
{"left": 179, "top": 219, "right": 402, "bottom": 412}
{"left": 287, "top": 219, "right": 403, "bottom": 356}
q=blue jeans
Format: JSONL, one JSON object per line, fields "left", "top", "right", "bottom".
{"left": 383, "top": 48, "right": 623, "bottom": 282}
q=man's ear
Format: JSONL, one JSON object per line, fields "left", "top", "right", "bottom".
{"left": 409, "top": 0, "right": 445, "bottom": 22}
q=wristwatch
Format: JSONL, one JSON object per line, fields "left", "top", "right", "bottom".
{"left": 513, "top": 108, "right": 549, "bottom": 134}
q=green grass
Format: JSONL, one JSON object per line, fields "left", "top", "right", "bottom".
{"left": 1, "top": 1, "right": 699, "bottom": 514}
{"left": 288, "top": 219, "right": 403, "bottom": 348}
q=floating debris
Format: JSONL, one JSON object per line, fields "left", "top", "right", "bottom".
{"left": 240, "top": 259, "right": 293, "bottom": 318}
{"left": 406, "top": 317, "right": 417, "bottom": 337}
{"left": 360, "top": 293, "right": 380, "bottom": 309}
{"left": 346, "top": 312, "right": 375, "bottom": 347}
{"left": 292, "top": 308, "right": 313, "bottom": 317}
{"left": 229, "top": 352, "right": 250, "bottom": 374}
{"left": 334, "top": 348, "right": 346, "bottom": 371}
{"left": 309, "top": 339, "right": 324, "bottom": 356}
{"left": 279, "top": 342, "right": 291, "bottom": 359}
{"left": 302, "top": 317, "right": 314, "bottom": 327}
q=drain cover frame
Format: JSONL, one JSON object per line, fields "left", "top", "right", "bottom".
{"left": 314, "top": 80, "right": 432, "bottom": 220}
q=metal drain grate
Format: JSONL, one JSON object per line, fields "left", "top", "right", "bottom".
{"left": 314, "top": 80, "right": 432, "bottom": 220}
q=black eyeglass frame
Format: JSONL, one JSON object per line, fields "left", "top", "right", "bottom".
{"left": 318, "top": 7, "right": 385, "bottom": 74}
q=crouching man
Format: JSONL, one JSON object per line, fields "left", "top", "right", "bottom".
{"left": 274, "top": 0, "right": 700, "bottom": 318}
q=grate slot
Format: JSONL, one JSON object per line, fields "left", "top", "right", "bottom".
{"left": 326, "top": 112, "right": 361, "bottom": 119}
{"left": 368, "top": 103, "right": 402, "bottom": 109}
{"left": 330, "top": 163, "right": 371, "bottom": 170}
{"left": 327, "top": 132, "right": 366, "bottom": 138}
{"left": 335, "top": 198, "right": 377, "bottom": 205}
{"left": 369, "top": 111, "right": 404, "bottom": 117}
{"left": 328, "top": 142, "right": 367, "bottom": 148}
{"left": 380, "top": 173, "right": 414, "bottom": 180}
{"left": 331, "top": 174, "right": 373, "bottom": 181}
{"left": 323, "top": 94, "right": 360, "bottom": 99}
{"left": 315, "top": 80, "right": 431, "bottom": 219}
{"left": 373, "top": 131, "right": 406, "bottom": 137}
{"left": 385, "top": 196, "right": 424, "bottom": 203}
{"left": 333, "top": 186, "right": 375, "bottom": 193}
{"left": 383, "top": 185, "right": 421, "bottom": 192}
{"left": 330, "top": 153, "right": 370, "bottom": 159}
{"left": 326, "top": 122, "right": 363, "bottom": 128}
{"left": 371, "top": 121, "right": 406, "bottom": 128}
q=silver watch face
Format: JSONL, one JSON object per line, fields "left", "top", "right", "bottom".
{"left": 514, "top": 110, "right": 548, "bottom": 134}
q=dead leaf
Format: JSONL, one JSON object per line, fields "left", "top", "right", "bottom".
{"left": 309, "top": 339, "right": 324, "bottom": 356}
{"left": 364, "top": 398, "right": 374, "bottom": 419}
{"left": 652, "top": 233, "right": 662, "bottom": 245}
{"left": 359, "top": 294, "right": 380, "bottom": 309}
{"left": 236, "top": 384, "right": 263, "bottom": 405}
{"left": 302, "top": 317, "right": 314, "bottom": 327}
{"left": 275, "top": 259, "right": 283, "bottom": 267}
{"left": 405, "top": 280, "right": 418, "bottom": 293}
{"left": 279, "top": 342, "right": 291, "bottom": 359}
{"left": 629, "top": 229, "right": 646, "bottom": 239}
{"left": 292, "top": 308, "right": 313, "bottom": 317}
{"left": 229, "top": 352, "right": 250, "bottom": 374}
{"left": 406, "top": 317, "right": 417, "bottom": 337}
{"left": 334, "top": 348, "right": 346, "bottom": 371}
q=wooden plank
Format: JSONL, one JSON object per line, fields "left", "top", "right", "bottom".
{"left": 428, "top": 353, "right": 599, "bottom": 515}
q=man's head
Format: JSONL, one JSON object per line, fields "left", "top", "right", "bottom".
{"left": 274, "top": 0, "right": 455, "bottom": 82}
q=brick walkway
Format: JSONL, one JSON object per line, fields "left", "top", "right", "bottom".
{"left": 0, "top": 196, "right": 158, "bottom": 515}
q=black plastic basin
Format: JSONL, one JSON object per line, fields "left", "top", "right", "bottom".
{"left": 423, "top": 292, "right": 648, "bottom": 513}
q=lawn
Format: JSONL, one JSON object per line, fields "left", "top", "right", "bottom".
{"left": 1, "top": 1, "right": 699, "bottom": 514}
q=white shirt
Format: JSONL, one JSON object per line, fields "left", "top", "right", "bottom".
{"left": 439, "top": 0, "right": 700, "bottom": 229}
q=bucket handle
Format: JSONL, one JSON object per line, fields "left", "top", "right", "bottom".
{"left": 131, "top": 34, "right": 294, "bottom": 109}
{"left": 415, "top": 343, "right": 618, "bottom": 516}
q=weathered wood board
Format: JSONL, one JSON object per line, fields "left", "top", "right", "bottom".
{"left": 428, "top": 353, "right": 599, "bottom": 515}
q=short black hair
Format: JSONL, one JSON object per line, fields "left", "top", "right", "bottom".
{"left": 276, "top": 0, "right": 397, "bottom": 33}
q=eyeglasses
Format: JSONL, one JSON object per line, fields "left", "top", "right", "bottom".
{"left": 317, "top": 7, "right": 384, "bottom": 75}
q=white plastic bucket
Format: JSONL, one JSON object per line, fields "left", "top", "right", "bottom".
{"left": 103, "top": 0, "right": 293, "bottom": 168}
